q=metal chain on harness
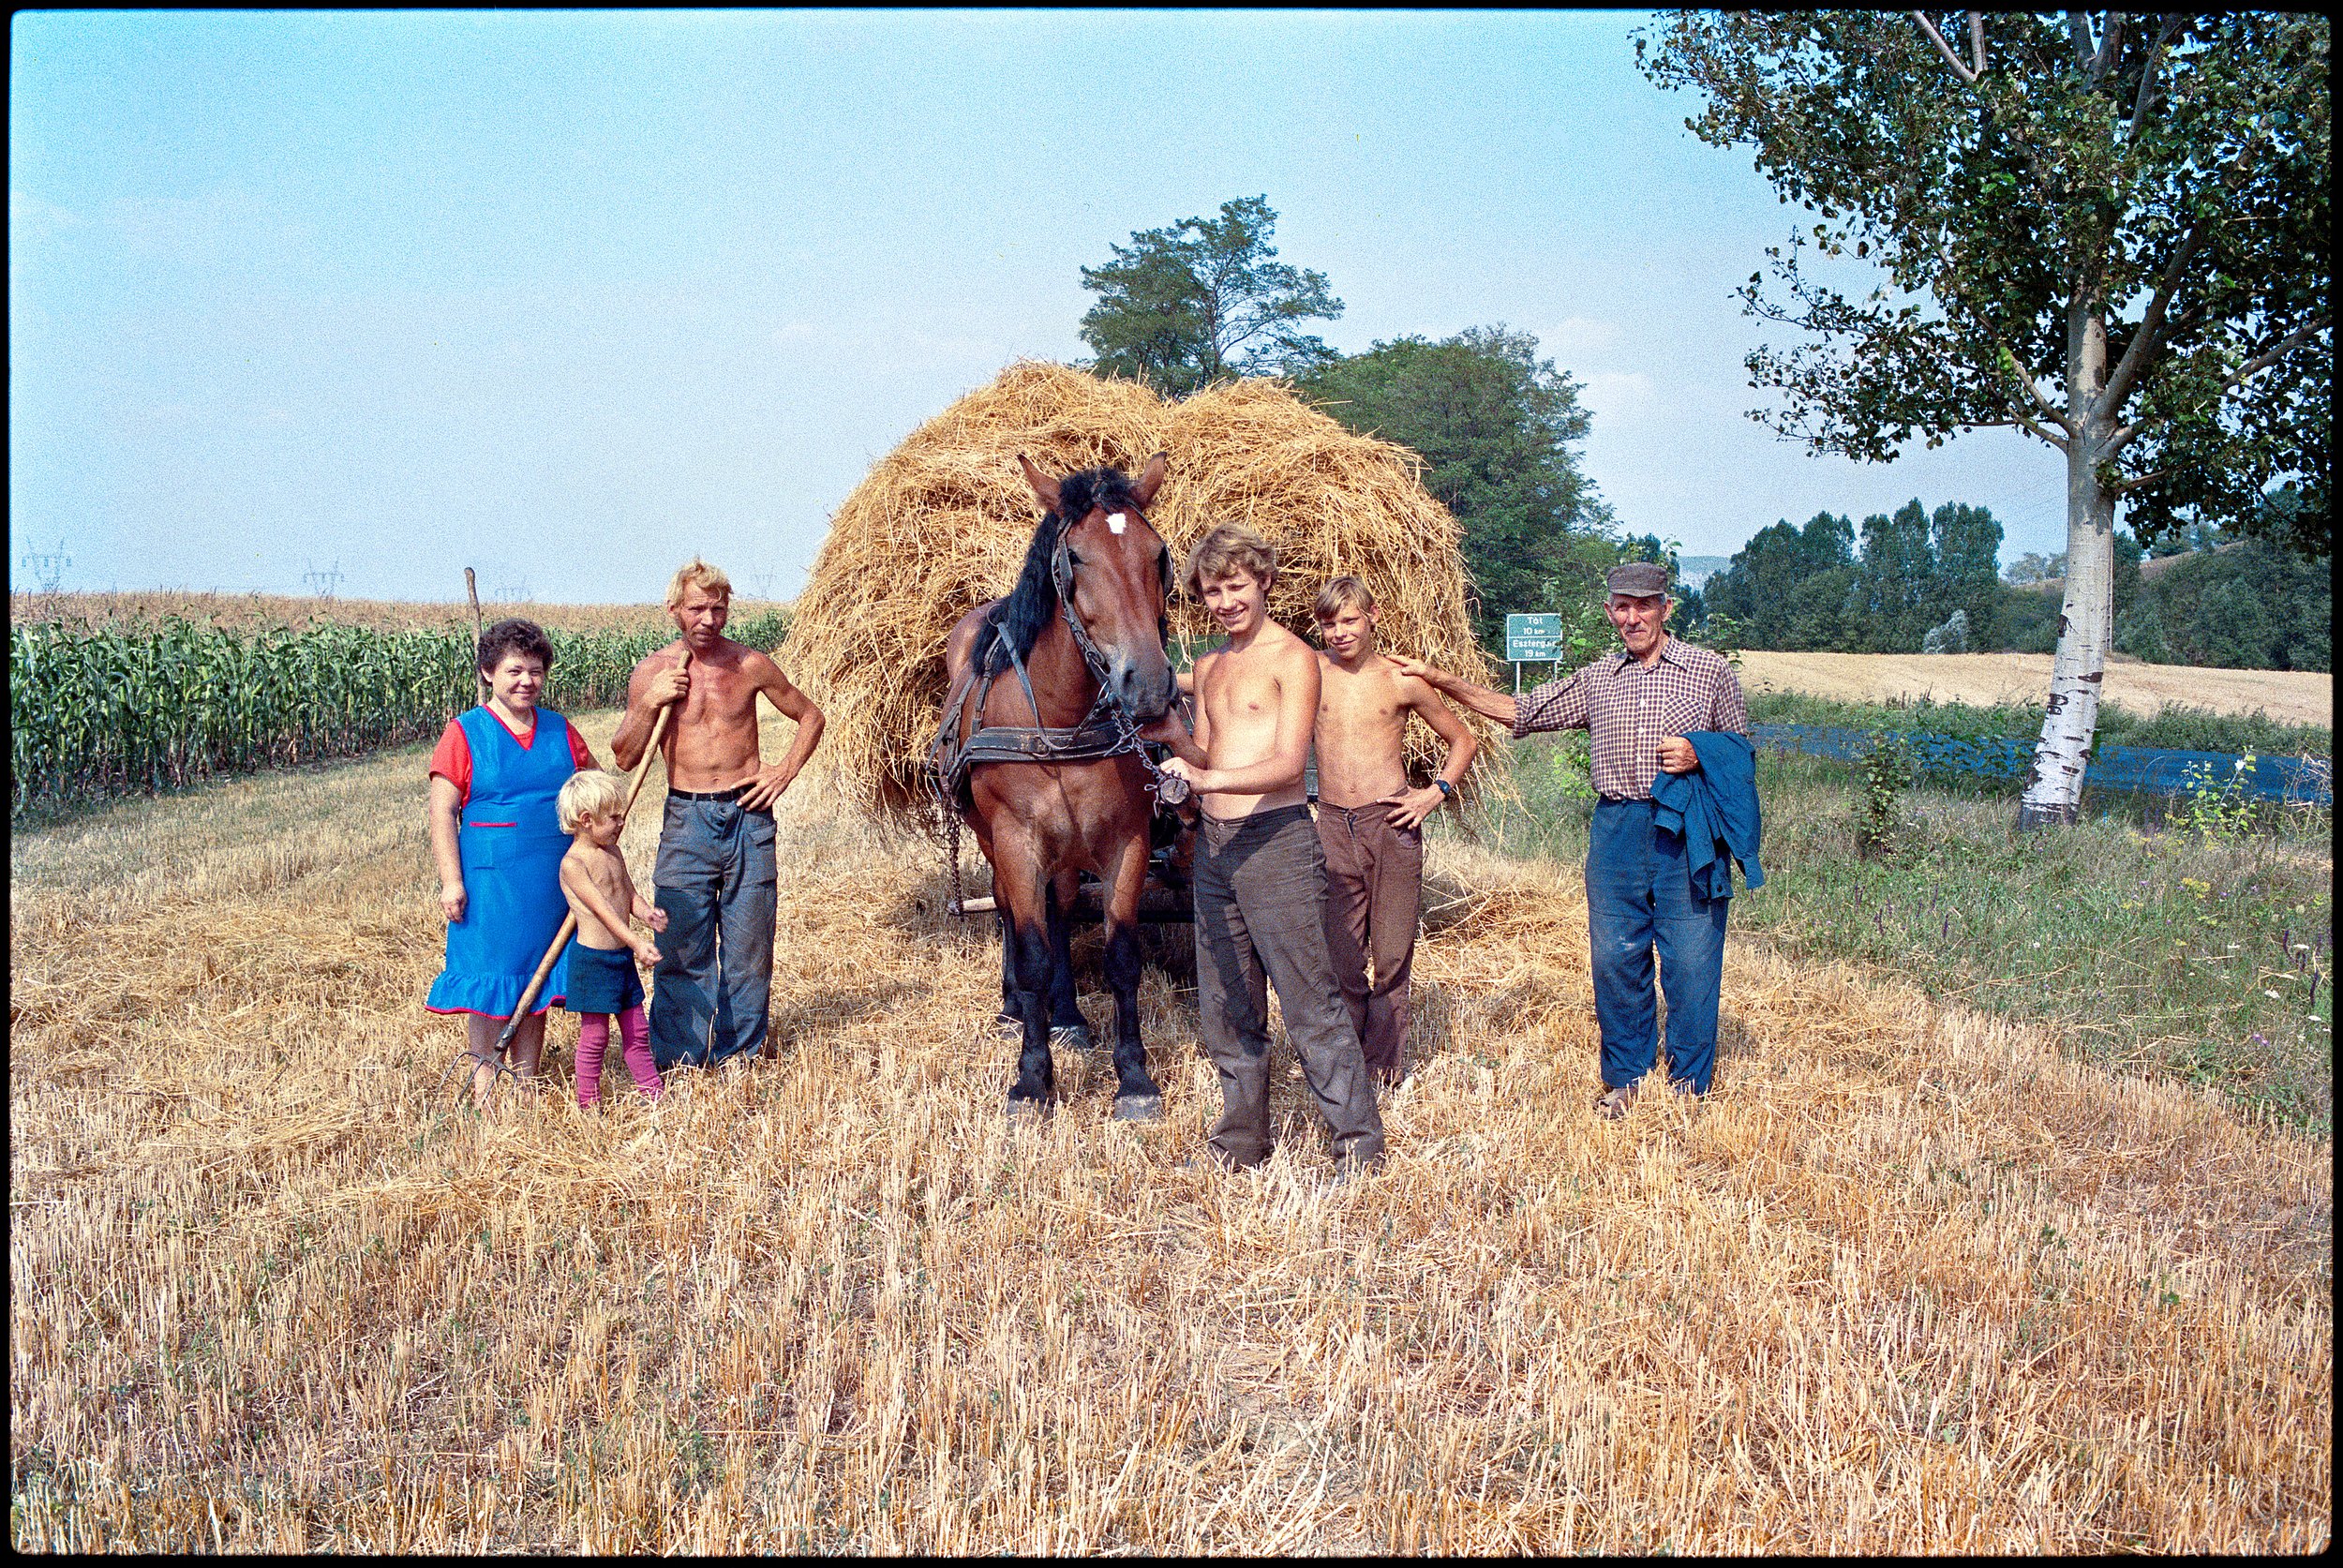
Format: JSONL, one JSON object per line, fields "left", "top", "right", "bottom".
{"left": 941, "top": 771, "right": 966, "bottom": 918}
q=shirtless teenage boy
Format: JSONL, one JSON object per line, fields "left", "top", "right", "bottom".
{"left": 1311, "top": 576, "right": 1476, "bottom": 1088}
{"left": 1150, "top": 527, "right": 1384, "bottom": 1173}
{"left": 613, "top": 559, "right": 826, "bottom": 1071}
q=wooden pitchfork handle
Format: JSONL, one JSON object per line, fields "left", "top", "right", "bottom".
{"left": 485, "top": 652, "right": 689, "bottom": 1059}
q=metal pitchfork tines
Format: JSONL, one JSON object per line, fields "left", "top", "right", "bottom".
{"left": 438, "top": 1047, "right": 525, "bottom": 1107}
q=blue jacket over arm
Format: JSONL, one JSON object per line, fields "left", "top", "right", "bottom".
{"left": 1649, "top": 731, "right": 1764, "bottom": 901}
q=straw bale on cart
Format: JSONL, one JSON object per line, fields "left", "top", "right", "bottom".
{"left": 779, "top": 361, "right": 1501, "bottom": 822}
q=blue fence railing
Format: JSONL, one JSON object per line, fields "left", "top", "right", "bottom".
{"left": 1751, "top": 723, "right": 2333, "bottom": 804}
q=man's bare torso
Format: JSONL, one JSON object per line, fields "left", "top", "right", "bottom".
{"left": 641, "top": 638, "right": 769, "bottom": 792}
{"left": 1195, "top": 624, "right": 1311, "bottom": 819}
{"left": 1314, "top": 652, "right": 1415, "bottom": 809}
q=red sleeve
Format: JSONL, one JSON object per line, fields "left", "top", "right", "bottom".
{"left": 569, "top": 725, "right": 598, "bottom": 771}
{"left": 429, "top": 720, "right": 472, "bottom": 805}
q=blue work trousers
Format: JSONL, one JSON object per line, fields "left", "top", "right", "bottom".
{"left": 649, "top": 793, "right": 778, "bottom": 1070}
{"left": 1586, "top": 798, "right": 1729, "bottom": 1094}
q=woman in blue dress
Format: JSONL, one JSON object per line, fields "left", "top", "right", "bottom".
{"left": 426, "top": 619, "right": 600, "bottom": 1106}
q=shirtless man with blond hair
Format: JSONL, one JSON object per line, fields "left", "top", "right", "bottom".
{"left": 1148, "top": 526, "right": 1384, "bottom": 1175}
{"left": 614, "top": 558, "right": 826, "bottom": 1070}
{"left": 1310, "top": 575, "right": 1476, "bottom": 1089}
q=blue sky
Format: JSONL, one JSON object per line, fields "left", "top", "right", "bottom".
{"left": 10, "top": 9, "right": 2067, "bottom": 604}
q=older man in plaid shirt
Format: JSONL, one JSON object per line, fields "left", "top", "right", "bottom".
{"left": 1396, "top": 560, "right": 1751, "bottom": 1118}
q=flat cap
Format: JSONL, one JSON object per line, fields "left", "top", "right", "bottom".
{"left": 1604, "top": 560, "right": 1671, "bottom": 598}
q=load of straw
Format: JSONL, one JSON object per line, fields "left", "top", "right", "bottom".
{"left": 780, "top": 360, "right": 1500, "bottom": 821}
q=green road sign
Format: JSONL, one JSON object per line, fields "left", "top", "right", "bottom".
{"left": 1505, "top": 612, "right": 1564, "bottom": 662}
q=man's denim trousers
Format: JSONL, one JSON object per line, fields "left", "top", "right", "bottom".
{"left": 648, "top": 793, "right": 777, "bottom": 1070}
{"left": 1586, "top": 797, "right": 1729, "bottom": 1094}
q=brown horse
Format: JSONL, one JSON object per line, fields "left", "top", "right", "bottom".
{"left": 935, "top": 453, "right": 1178, "bottom": 1118}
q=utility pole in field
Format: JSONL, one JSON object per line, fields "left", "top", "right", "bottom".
{"left": 302, "top": 560, "right": 344, "bottom": 600}
{"left": 21, "top": 541, "right": 70, "bottom": 595}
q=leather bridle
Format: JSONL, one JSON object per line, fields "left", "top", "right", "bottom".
{"left": 933, "top": 508, "right": 1187, "bottom": 804}
{"left": 928, "top": 506, "right": 1187, "bottom": 917}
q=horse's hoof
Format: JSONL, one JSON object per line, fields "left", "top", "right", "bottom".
{"left": 1111, "top": 1094, "right": 1164, "bottom": 1123}
{"left": 1050, "top": 1024, "right": 1097, "bottom": 1053}
{"left": 1005, "top": 1096, "right": 1052, "bottom": 1123}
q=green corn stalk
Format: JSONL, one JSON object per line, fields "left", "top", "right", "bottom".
{"left": 12, "top": 609, "right": 795, "bottom": 819}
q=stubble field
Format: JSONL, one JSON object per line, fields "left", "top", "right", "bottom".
{"left": 1734, "top": 650, "right": 2333, "bottom": 728}
{"left": 8, "top": 710, "right": 2332, "bottom": 1551}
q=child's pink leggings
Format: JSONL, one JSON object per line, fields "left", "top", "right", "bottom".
{"left": 576, "top": 1005, "right": 661, "bottom": 1106}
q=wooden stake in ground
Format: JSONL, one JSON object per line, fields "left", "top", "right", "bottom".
{"left": 473, "top": 651, "right": 689, "bottom": 1085}
{"left": 465, "top": 567, "right": 489, "bottom": 709}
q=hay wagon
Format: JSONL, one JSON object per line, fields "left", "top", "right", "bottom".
{"left": 945, "top": 840, "right": 1201, "bottom": 925}
{"left": 775, "top": 360, "right": 1504, "bottom": 930}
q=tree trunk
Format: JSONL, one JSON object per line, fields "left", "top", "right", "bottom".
{"left": 2017, "top": 297, "right": 2117, "bottom": 830}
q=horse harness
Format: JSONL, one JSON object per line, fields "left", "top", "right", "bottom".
{"left": 929, "top": 524, "right": 1189, "bottom": 915}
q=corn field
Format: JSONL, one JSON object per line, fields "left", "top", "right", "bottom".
{"left": 9, "top": 609, "right": 789, "bottom": 818}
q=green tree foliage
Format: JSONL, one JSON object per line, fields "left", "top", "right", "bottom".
{"left": 1638, "top": 11, "right": 2330, "bottom": 825}
{"left": 1930, "top": 500, "right": 2005, "bottom": 644}
{"left": 1852, "top": 500, "right": 1940, "bottom": 652}
{"left": 1704, "top": 512, "right": 1855, "bottom": 649}
{"left": 1670, "top": 583, "right": 1710, "bottom": 638}
{"left": 1784, "top": 565, "right": 1860, "bottom": 651}
{"left": 2146, "top": 520, "right": 2225, "bottom": 558}
{"left": 1078, "top": 196, "right": 1343, "bottom": 396}
{"left": 1708, "top": 500, "right": 2006, "bottom": 651}
{"left": 2116, "top": 541, "right": 2332, "bottom": 671}
{"left": 1298, "top": 326, "right": 1619, "bottom": 652}
{"left": 1637, "top": 12, "right": 2331, "bottom": 554}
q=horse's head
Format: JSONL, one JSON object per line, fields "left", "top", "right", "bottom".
{"left": 1018, "top": 451, "right": 1177, "bottom": 724}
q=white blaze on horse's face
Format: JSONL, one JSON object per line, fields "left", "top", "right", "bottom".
{"left": 1061, "top": 500, "right": 1176, "bottom": 724}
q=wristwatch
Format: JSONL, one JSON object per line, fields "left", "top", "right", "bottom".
{"left": 1434, "top": 779, "right": 1454, "bottom": 798}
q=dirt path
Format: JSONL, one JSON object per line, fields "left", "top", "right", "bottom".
{"left": 1737, "top": 650, "right": 2332, "bottom": 727}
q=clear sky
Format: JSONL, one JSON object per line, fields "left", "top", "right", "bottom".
{"left": 10, "top": 8, "right": 2068, "bottom": 605}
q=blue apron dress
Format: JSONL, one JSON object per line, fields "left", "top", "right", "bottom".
{"left": 425, "top": 706, "right": 580, "bottom": 1017}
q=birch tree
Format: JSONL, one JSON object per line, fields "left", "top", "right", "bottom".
{"left": 1638, "top": 11, "right": 2330, "bottom": 827}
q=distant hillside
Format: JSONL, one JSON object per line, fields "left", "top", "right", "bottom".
{"left": 2013, "top": 542, "right": 2244, "bottom": 594}
{"left": 1678, "top": 555, "right": 1731, "bottom": 590}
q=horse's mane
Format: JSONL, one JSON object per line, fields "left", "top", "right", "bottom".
{"left": 979, "top": 466, "right": 1142, "bottom": 675}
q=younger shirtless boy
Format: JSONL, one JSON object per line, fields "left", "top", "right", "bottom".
{"left": 1151, "top": 527, "right": 1384, "bottom": 1174}
{"left": 1311, "top": 576, "right": 1476, "bottom": 1088}
{"left": 556, "top": 769, "right": 668, "bottom": 1107}
{"left": 614, "top": 559, "right": 826, "bottom": 1071}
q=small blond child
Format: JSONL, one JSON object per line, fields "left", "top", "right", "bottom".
{"left": 556, "top": 770, "right": 668, "bottom": 1107}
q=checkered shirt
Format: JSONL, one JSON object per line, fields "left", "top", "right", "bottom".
{"left": 1513, "top": 637, "right": 1750, "bottom": 800}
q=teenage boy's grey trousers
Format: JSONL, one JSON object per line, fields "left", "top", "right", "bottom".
{"left": 1191, "top": 803, "right": 1386, "bottom": 1170}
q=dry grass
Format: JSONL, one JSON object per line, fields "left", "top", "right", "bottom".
{"left": 8, "top": 708, "right": 2329, "bottom": 1551}
{"left": 1738, "top": 650, "right": 2334, "bottom": 729}
{"left": 778, "top": 361, "right": 1500, "bottom": 821}
{"left": 6, "top": 591, "right": 722, "bottom": 636}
